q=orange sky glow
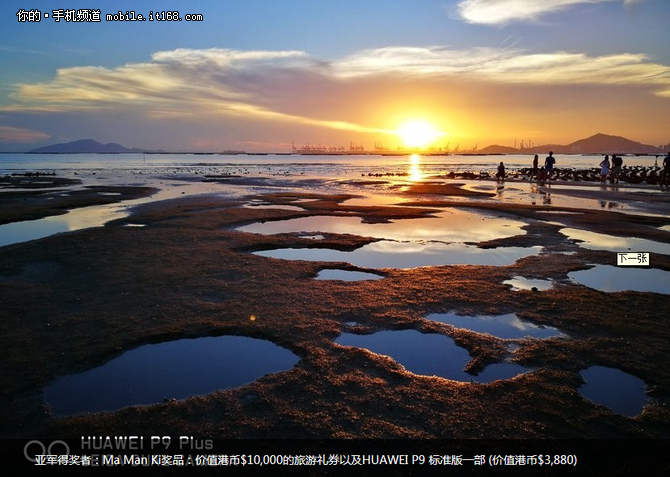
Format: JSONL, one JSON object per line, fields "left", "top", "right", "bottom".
{"left": 1, "top": 1, "right": 668, "bottom": 152}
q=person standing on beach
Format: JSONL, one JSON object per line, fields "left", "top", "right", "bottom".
{"left": 599, "top": 155, "right": 610, "bottom": 183}
{"left": 610, "top": 154, "right": 623, "bottom": 184}
{"left": 545, "top": 152, "right": 556, "bottom": 179}
{"left": 531, "top": 155, "right": 539, "bottom": 180}
{"left": 661, "top": 152, "right": 670, "bottom": 186}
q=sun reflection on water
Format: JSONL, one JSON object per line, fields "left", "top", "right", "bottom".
{"left": 408, "top": 154, "right": 423, "bottom": 181}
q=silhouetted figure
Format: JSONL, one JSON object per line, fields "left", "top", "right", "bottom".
{"left": 531, "top": 154, "right": 539, "bottom": 179}
{"left": 599, "top": 155, "right": 610, "bottom": 183}
{"left": 537, "top": 166, "right": 547, "bottom": 185}
{"left": 610, "top": 154, "right": 623, "bottom": 184}
{"left": 496, "top": 161, "right": 506, "bottom": 181}
{"left": 545, "top": 151, "right": 556, "bottom": 179}
{"left": 661, "top": 152, "right": 670, "bottom": 187}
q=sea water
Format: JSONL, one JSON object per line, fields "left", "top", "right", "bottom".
{"left": 0, "top": 152, "right": 662, "bottom": 178}
{"left": 43, "top": 335, "right": 300, "bottom": 415}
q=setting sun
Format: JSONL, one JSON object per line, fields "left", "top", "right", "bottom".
{"left": 396, "top": 119, "right": 445, "bottom": 149}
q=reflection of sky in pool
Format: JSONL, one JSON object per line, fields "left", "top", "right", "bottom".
{"left": 0, "top": 204, "right": 130, "bottom": 248}
{"left": 315, "top": 269, "right": 384, "bottom": 281}
{"left": 426, "top": 312, "right": 563, "bottom": 339}
{"left": 503, "top": 276, "right": 554, "bottom": 291}
{"left": 299, "top": 234, "right": 325, "bottom": 240}
{"left": 0, "top": 179, "right": 250, "bottom": 248}
{"left": 43, "top": 336, "right": 299, "bottom": 415}
{"left": 237, "top": 211, "right": 527, "bottom": 243}
{"left": 569, "top": 265, "right": 670, "bottom": 294}
{"left": 242, "top": 203, "right": 305, "bottom": 211}
{"left": 560, "top": 227, "right": 669, "bottom": 255}
{"left": 579, "top": 366, "right": 647, "bottom": 417}
{"left": 255, "top": 241, "right": 542, "bottom": 268}
{"left": 475, "top": 363, "right": 530, "bottom": 382}
{"left": 335, "top": 330, "right": 528, "bottom": 383}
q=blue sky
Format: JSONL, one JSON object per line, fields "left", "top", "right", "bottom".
{"left": 1, "top": 0, "right": 669, "bottom": 151}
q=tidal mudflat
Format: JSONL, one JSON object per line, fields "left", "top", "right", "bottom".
{"left": 1, "top": 172, "right": 669, "bottom": 441}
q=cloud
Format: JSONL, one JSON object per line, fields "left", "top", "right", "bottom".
{"left": 5, "top": 48, "right": 310, "bottom": 112}
{"left": 456, "top": 0, "right": 645, "bottom": 25}
{"left": 0, "top": 45, "right": 47, "bottom": 55}
{"left": 151, "top": 48, "right": 309, "bottom": 66}
{"left": 2, "top": 48, "right": 388, "bottom": 135}
{"left": 332, "top": 46, "right": 507, "bottom": 77}
{"left": 0, "top": 126, "right": 50, "bottom": 143}
{"left": 5, "top": 46, "right": 669, "bottom": 112}
{"left": 1, "top": 45, "right": 668, "bottom": 149}
{"left": 333, "top": 46, "right": 670, "bottom": 96}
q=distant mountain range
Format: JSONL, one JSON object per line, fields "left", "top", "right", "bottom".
{"left": 28, "top": 139, "right": 149, "bottom": 154}
{"left": 26, "top": 133, "right": 668, "bottom": 155}
{"left": 480, "top": 133, "right": 667, "bottom": 155}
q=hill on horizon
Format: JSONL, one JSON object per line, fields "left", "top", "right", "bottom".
{"left": 478, "top": 144, "right": 519, "bottom": 154}
{"left": 28, "top": 139, "right": 148, "bottom": 154}
{"left": 564, "top": 133, "right": 662, "bottom": 154}
{"left": 477, "top": 133, "right": 665, "bottom": 155}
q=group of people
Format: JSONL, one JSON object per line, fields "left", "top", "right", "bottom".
{"left": 496, "top": 151, "right": 556, "bottom": 182}
{"left": 527, "top": 151, "right": 556, "bottom": 182}
{"left": 494, "top": 151, "right": 670, "bottom": 186}
{"left": 496, "top": 152, "right": 556, "bottom": 182}
{"left": 598, "top": 154, "right": 624, "bottom": 184}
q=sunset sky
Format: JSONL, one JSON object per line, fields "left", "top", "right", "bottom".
{"left": 1, "top": 0, "right": 669, "bottom": 152}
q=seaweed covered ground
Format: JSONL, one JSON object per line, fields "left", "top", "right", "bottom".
{"left": 1, "top": 175, "right": 669, "bottom": 448}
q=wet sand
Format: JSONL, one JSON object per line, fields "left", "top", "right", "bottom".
{"left": 1, "top": 173, "right": 669, "bottom": 441}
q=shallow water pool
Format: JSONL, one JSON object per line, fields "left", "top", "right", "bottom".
{"left": 43, "top": 335, "right": 300, "bottom": 415}
{"left": 335, "top": 330, "right": 528, "bottom": 383}
{"left": 0, "top": 203, "right": 129, "bottom": 248}
{"left": 237, "top": 210, "right": 528, "bottom": 243}
{"left": 503, "top": 276, "right": 554, "bottom": 291}
{"left": 315, "top": 269, "right": 384, "bottom": 281}
{"left": 568, "top": 265, "right": 670, "bottom": 294}
{"left": 255, "top": 241, "right": 542, "bottom": 269}
{"left": 560, "top": 227, "right": 669, "bottom": 255}
{"left": 578, "top": 366, "right": 647, "bottom": 416}
{"left": 242, "top": 203, "right": 305, "bottom": 211}
{"left": 425, "top": 312, "right": 564, "bottom": 339}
